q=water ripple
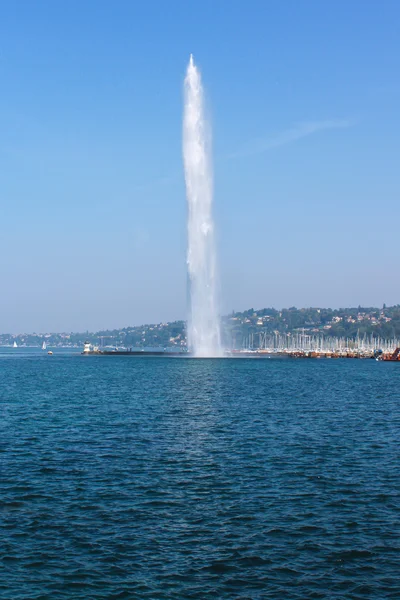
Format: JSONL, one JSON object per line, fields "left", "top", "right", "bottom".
{"left": 0, "top": 356, "right": 399, "bottom": 598}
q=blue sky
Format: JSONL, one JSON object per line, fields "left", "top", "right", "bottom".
{"left": 1, "top": 0, "right": 399, "bottom": 332}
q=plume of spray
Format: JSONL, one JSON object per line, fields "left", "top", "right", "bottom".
{"left": 183, "top": 55, "right": 222, "bottom": 357}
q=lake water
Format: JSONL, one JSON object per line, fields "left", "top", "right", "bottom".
{"left": 1, "top": 351, "right": 399, "bottom": 598}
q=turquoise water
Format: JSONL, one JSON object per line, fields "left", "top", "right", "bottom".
{"left": 1, "top": 352, "right": 399, "bottom": 598}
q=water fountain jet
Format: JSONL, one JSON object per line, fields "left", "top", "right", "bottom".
{"left": 183, "top": 55, "right": 222, "bottom": 357}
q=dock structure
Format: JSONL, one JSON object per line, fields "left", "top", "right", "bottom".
{"left": 81, "top": 336, "right": 400, "bottom": 360}
{"left": 380, "top": 347, "right": 400, "bottom": 361}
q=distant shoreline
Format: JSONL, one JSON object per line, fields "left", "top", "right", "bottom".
{"left": 1, "top": 305, "right": 400, "bottom": 351}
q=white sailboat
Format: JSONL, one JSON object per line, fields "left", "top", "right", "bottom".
{"left": 13, "top": 341, "right": 17, "bottom": 348}
{"left": 42, "top": 341, "right": 47, "bottom": 350}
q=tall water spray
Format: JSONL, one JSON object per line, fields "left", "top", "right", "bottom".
{"left": 183, "top": 55, "right": 222, "bottom": 357}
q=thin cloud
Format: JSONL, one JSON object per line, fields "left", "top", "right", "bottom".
{"left": 229, "top": 119, "right": 354, "bottom": 159}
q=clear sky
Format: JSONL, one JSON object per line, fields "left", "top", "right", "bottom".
{"left": 1, "top": 0, "right": 399, "bottom": 332}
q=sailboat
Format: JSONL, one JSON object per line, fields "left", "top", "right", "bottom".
{"left": 13, "top": 341, "right": 17, "bottom": 348}
{"left": 42, "top": 341, "right": 46, "bottom": 350}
